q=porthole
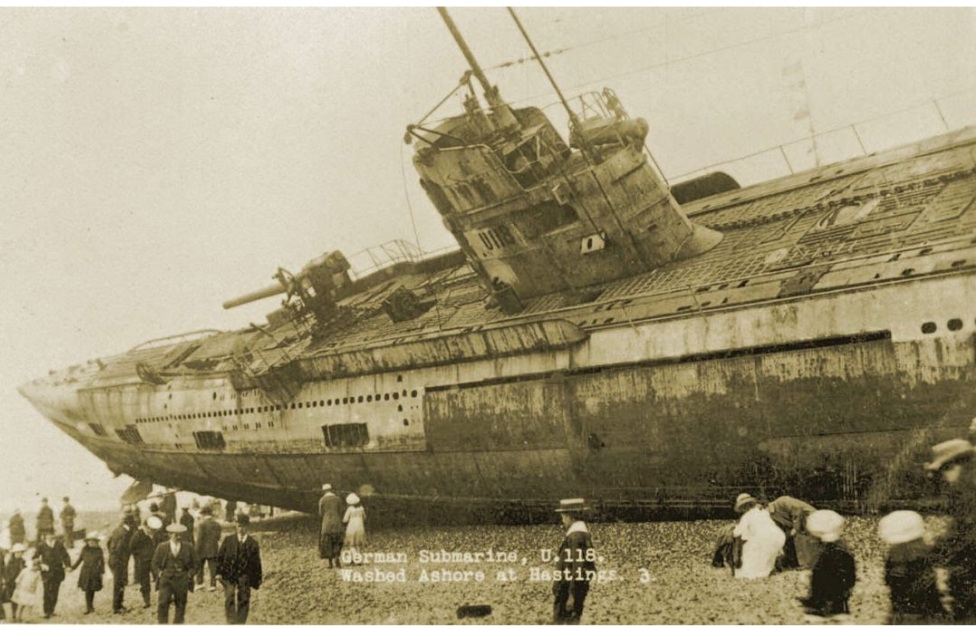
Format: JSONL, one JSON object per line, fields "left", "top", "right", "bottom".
{"left": 397, "top": 375, "right": 403, "bottom": 383}
{"left": 901, "top": 268, "right": 915, "bottom": 277}
{"left": 367, "top": 395, "right": 373, "bottom": 402}
{"left": 397, "top": 405, "right": 403, "bottom": 412}
{"left": 342, "top": 398, "right": 348, "bottom": 404}
{"left": 951, "top": 260, "right": 967, "bottom": 268}
{"left": 411, "top": 390, "right": 418, "bottom": 398}
{"left": 298, "top": 402, "right": 304, "bottom": 409}
{"left": 948, "top": 318, "right": 963, "bottom": 331}
{"left": 357, "top": 395, "right": 364, "bottom": 403}
{"left": 384, "top": 393, "right": 390, "bottom": 401}
{"left": 291, "top": 403, "right": 296, "bottom": 410}
{"left": 918, "top": 248, "right": 933, "bottom": 256}
{"left": 393, "top": 392, "right": 399, "bottom": 400}
{"left": 212, "top": 392, "right": 217, "bottom": 400}
{"left": 921, "top": 322, "right": 937, "bottom": 334}
{"left": 327, "top": 399, "right": 332, "bottom": 406}
{"left": 402, "top": 390, "right": 408, "bottom": 397}
{"left": 403, "top": 419, "right": 409, "bottom": 426}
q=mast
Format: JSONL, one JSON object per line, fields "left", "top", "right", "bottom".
{"left": 436, "top": 7, "right": 518, "bottom": 129}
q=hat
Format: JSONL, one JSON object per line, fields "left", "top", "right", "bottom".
{"left": 165, "top": 523, "right": 187, "bottom": 534}
{"left": 146, "top": 516, "right": 163, "bottom": 530}
{"left": 11, "top": 543, "right": 26, "bottom": 553}
{"left": 85, "top": 531, "right": 101, "bottom": 541}
{"left": 734, "top": 493, "right": 757, "bottom": 512}
{"left": 555, "top": 498, "right": 590, "bottom": 513}
{"left": 807, "top": 509, "right": 845, "bottom": 542}
{"left": 236, "top": 514, "right": 250, "bottom": 526}
{"left": 321, "top": 483, "right": 332, "bottom": 491}
{"left": 346, "top": 493, "right": 360, "bottom": 506}
{"left": 200, "top": 505, "right": 213, "bottom": 516}
{"left": 878, "top": 510, "right": 926, "bottom": 545}
{"left": 924, "top": 439, "right": 974, "bottom": 472}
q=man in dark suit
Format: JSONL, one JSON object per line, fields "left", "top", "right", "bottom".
{"left": 129, "top": 516, "right": 161, "bottom": 608}
{"left": 107, "top": 513, "right": 134, "bottom": 614}
{"left": 36, "top": 531, "right": 71, "bottom": 619}
{"left": 151, "top": 523, "right": 197, "bottom": 624}
{"left": 216, "top": 514, "right": 263, "bottom": 624}
{"left": 179, "top": 508, "right": 195, "bottom": 547}
{"left": 195, "top": 505, "right": 222, "bottom": 591}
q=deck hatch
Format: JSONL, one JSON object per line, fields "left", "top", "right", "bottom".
{"left": 321, "top": 423, "right": 369, "bottom": 448}
{"left": 193, "top": 430, "right": 226, "bottom": 450}
{"left": 115, "top": 425, "right": 144, "bottom": 445}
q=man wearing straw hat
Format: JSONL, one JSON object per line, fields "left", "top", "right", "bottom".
{"left": 552, "top": 498, "right": 597, "bottom": 625}
{"left": 925, "top": 438, "right": 976, "bottom": 621}
{"left": 151, "top": 522, "right": 197, "bottom": 624}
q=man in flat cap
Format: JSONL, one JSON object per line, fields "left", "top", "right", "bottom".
{"left": 318, "top": 484, "right": 344, "bottom": 568}
{"left": 195, "top": 505, "right": 222, "bottom": 592}
{"left": 552, "top": 498, "right": 597, "bottom": 625}
{"left": 217, "top": 514, "right": 263, "bottom": 624}
{"left": 151, "top": 522, "right": 197, "bottom": 624}
{"left": 926, "top": 438, "right": 976, "bottom": 621}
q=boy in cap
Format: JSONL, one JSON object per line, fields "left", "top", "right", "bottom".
{"left": 925, "top": 438, "right": 976, "bottom": 621}
{"left": 552, "top": 498, "right": 596, "bottom": 625}
{"left": 151, "top": 522, "right": 197, "bottom": 624}
{"left": 878, "top": 510, "right": 947, "bottom": 624}
{"left": 800, "top": 509, "right": 855, "bottom": 619}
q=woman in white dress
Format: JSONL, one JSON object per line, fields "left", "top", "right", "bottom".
{"left": 343, "top": 493, "right": 366, "bottom": 561}
{"left": 732, "top": 493, "right": 785, "bottom": 579}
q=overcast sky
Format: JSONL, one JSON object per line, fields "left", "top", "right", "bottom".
{"left": 2, "top": 7, "right": 974, "bottom": 513}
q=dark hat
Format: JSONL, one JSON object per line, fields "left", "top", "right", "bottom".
{"left": 200, "top": 505, "right": 213, "bottom": 515}
{"left": 236, "top": 514, "right": 250, "bottom": 526}
{"left": 149, "top": 502, "right": 159, "bottom": 512}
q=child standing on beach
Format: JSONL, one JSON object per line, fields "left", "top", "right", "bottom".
{"left": 12, "top": 554, "right": 42, "bottom": 622}
{"left": 878, "top": 511, "right": 948, "bottom": 624}
{"left": 71, "top": 532, "right": 106, "bottom": 614}
{"left": 800, "top": 510, "right": 856, "bottom": 620}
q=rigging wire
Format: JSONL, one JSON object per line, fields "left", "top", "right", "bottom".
{"left": 502, "top": 8, "right": 872, "bottom": 109}
{"left": 486, "top": 7, "right": 725, "bottom": 72}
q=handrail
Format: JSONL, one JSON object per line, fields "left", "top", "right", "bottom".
{"left": 129, "top": 329, "right": 223, "bottom": 352}
{"left": 670, "top": 88, "right": 976, "bottom": 185}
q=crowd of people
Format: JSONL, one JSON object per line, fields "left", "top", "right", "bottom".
{"left": 0, "top": 496, "right": 265, "bottom": 624}
{"left": 2, "top": 431, "right": 976, "bottom": 625}
{"left": 709, "top": 435, "right": 976, "bottom": 625}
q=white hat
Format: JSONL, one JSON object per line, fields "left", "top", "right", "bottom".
{"left": 11, "top": 543, "right": 26, "bottom": 553}
{"left": 878, "top": 510, "right": 926, "bottom": 545}
{"left": 807, "top": 509, "right": 845, "bottom": 543}
{"left": 146, "top": 516, "right": 163, "bottom": 530}
{"left": 85, "top": 531, "right": 101, "bottom": 541}
{"left": 321, "top": 483, "right": 332, "bottom": 491}
{"left": 346, "top": 493, "right": 360, "bottom": 506}
{"left": 555, "top": 498, "right": 590, "bottom": 513}
{"left": 166, "top": 523, "right": 187, "bottom": 534}
{"left": 924, "top": 439, "right": 974, "bottom": 472}
{"left": 734, "top": 493, "right": 757, "bottom": 512}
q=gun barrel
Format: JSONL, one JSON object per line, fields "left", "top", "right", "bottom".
{"left": 222, "top": 283, "right": 286, "bottom": 310}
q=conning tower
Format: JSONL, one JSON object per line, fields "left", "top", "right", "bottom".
{"left": 408, "top": 8, "right": 723, "bottom": 312}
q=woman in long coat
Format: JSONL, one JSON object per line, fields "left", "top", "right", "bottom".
{"left": 71, "top": 532, "right": 105, "bottom": 614}
{"left": 732, "top": 494, "right": 785, "bottom": 579}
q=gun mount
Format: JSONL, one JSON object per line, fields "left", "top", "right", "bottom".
{"left": 223, "top": 251, "right": 352, "bottom": 325}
